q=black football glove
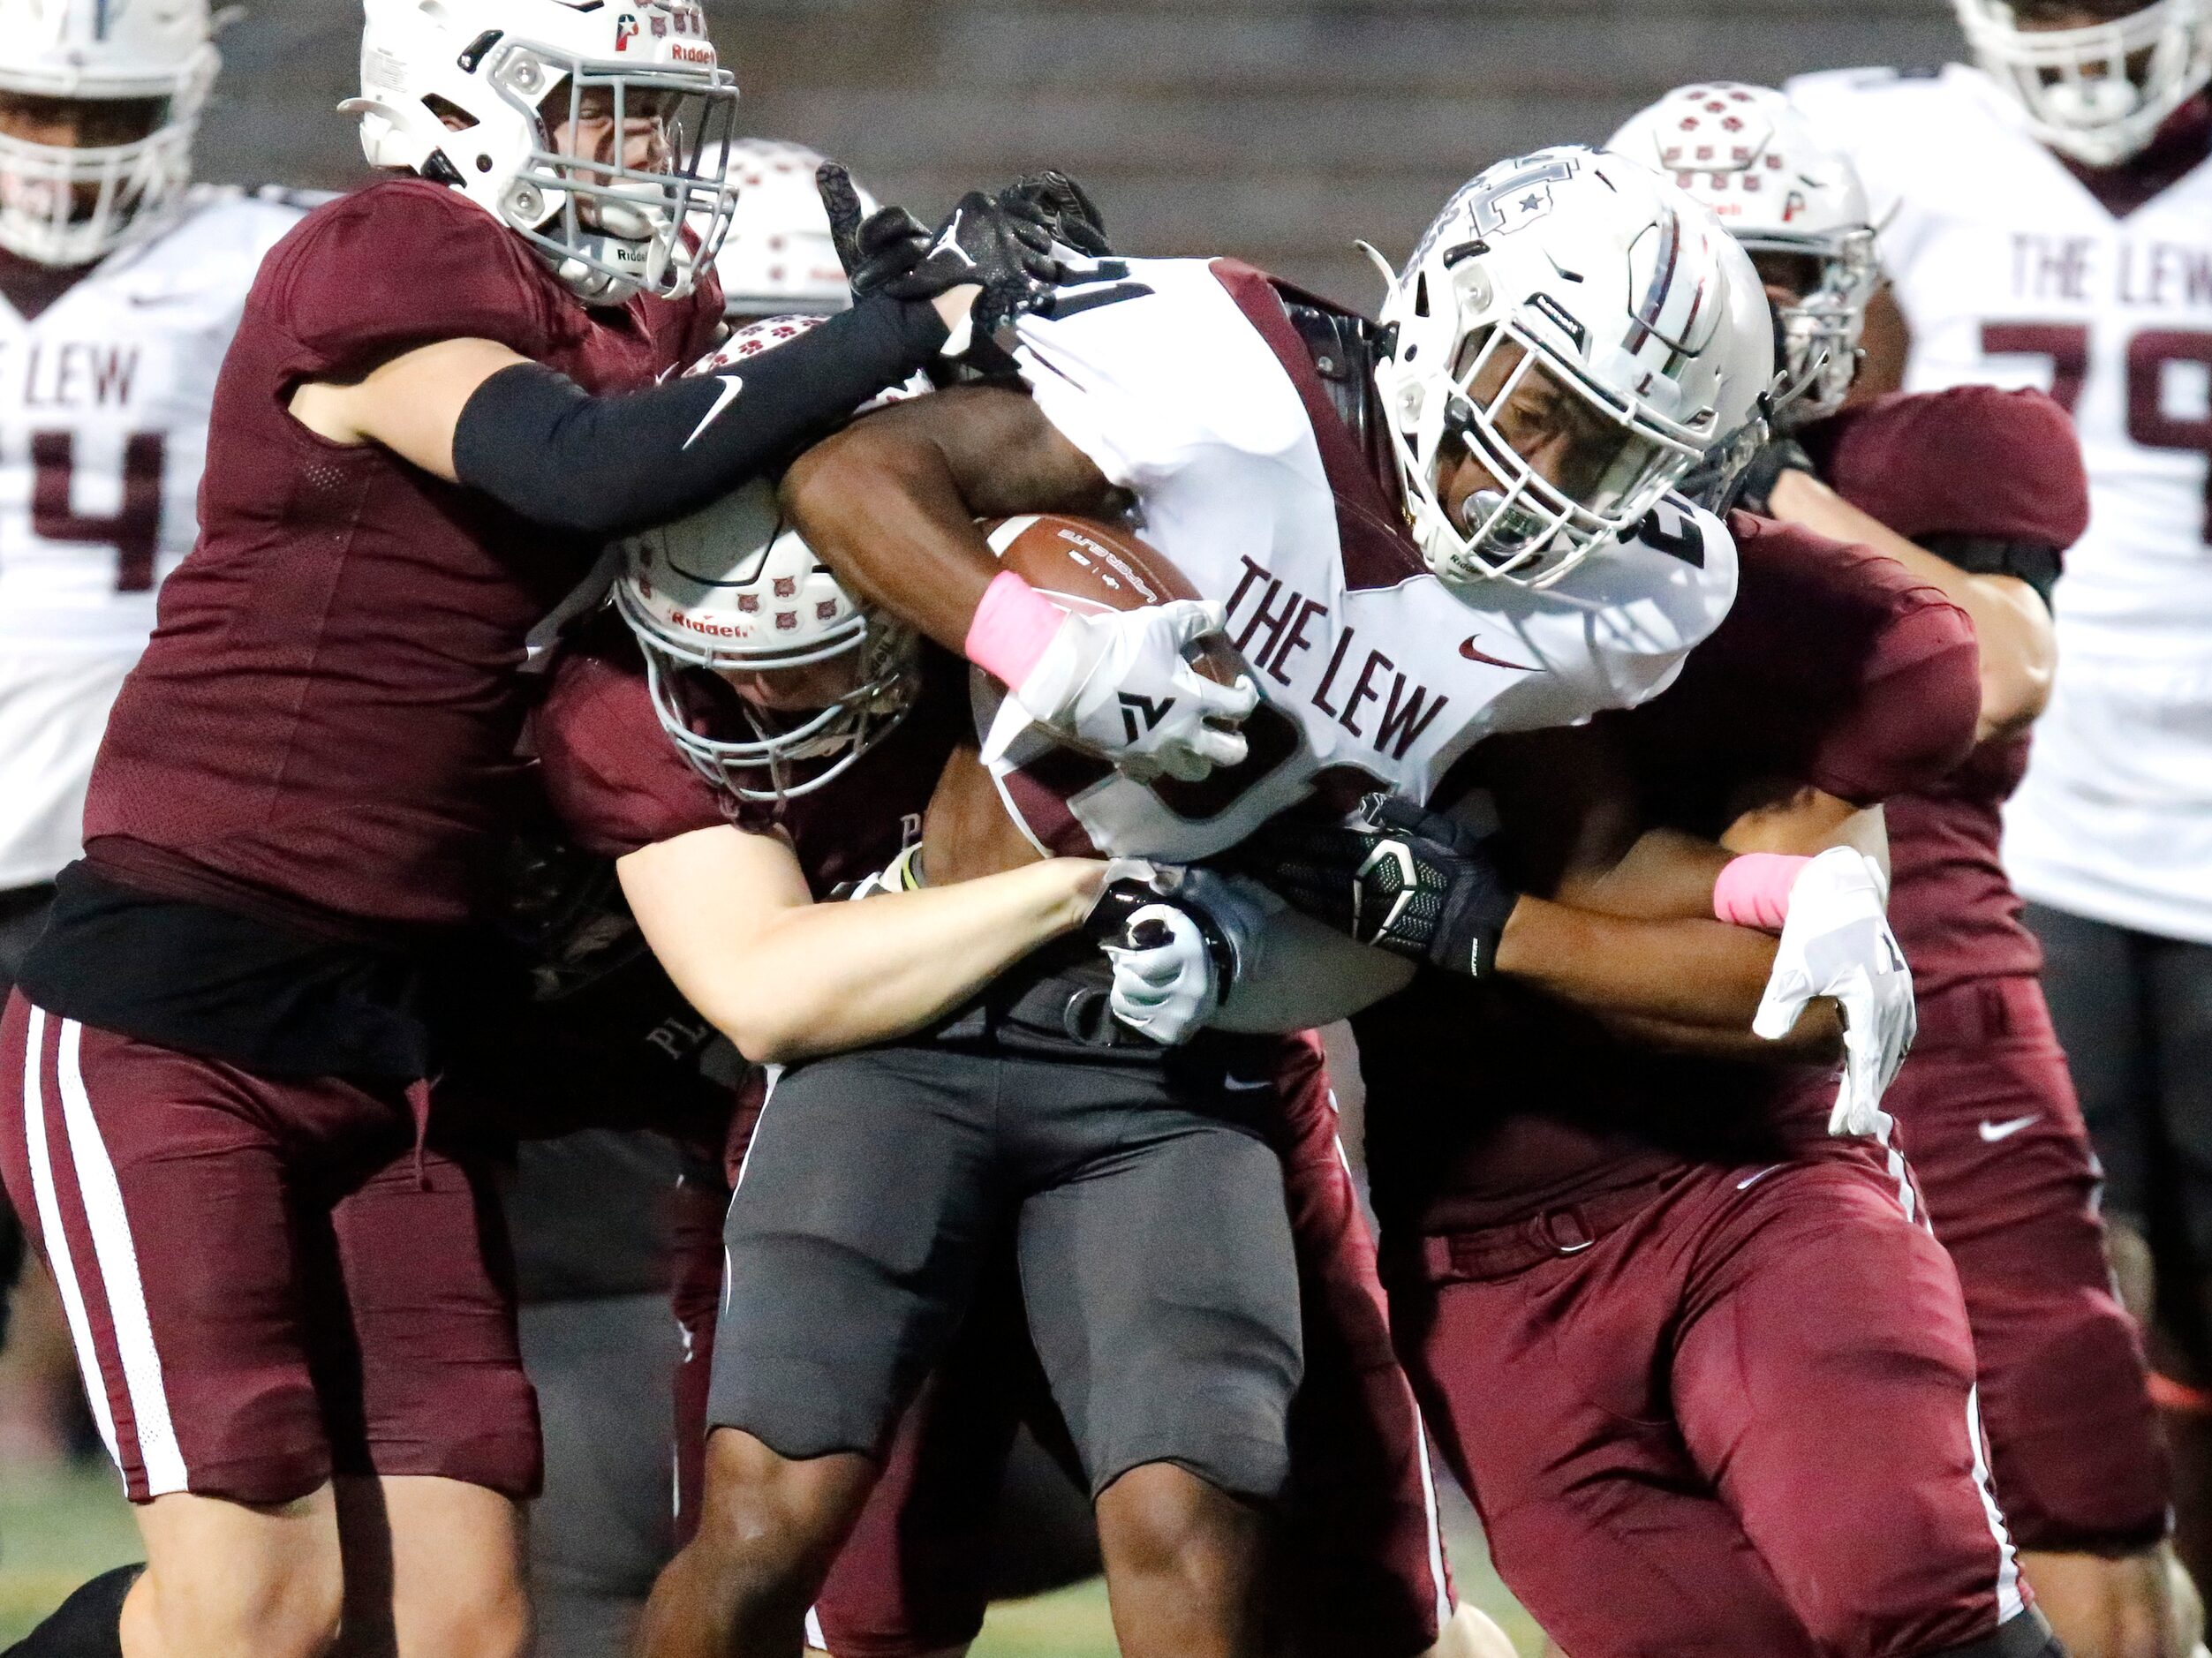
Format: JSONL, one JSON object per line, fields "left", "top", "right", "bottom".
{"left": 1242, "top": 794, "right": 1518, "bottom": 976}
{"left": 817, "top": 164, "right": 1061, "bottom": 335}
{"left": 999, "top": 170, "right": 1114, "bottom": 258}
{"left": 1727, "top": 437, "right": 1818, "bottom": 517}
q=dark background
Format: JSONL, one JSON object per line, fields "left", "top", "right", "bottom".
{"left": 208, "top": 0, "right": 1959, "bottom": 303}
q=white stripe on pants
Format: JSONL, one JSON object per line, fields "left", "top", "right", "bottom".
{"left": 21, "top": 1007, "right": 189, "bottom": 1494}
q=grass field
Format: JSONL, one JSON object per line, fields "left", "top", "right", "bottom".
{"left": 1, "top": 1459, "right": 1543, "bottom": 1654}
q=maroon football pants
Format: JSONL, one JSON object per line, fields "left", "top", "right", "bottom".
{"left": 672, "top": 1031, "right": 1453, "bottom": 1658}
{"left": 1391, "top": 1144, "right": 2031, "bottom": 1658}
{"left": 1892, "top": 976, "right": 2169, "bottom": 1555}
{"left": 0, "top": 991, "right": 539, "bottom": 1505}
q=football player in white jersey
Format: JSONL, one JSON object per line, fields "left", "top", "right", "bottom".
{"left": 1788, "top": 4, "right": 2212, "bottom": 1613}
{"left": 633, "top": 145, "right": 1851, "bottom": 1658}
{"left": 1616, "top": 79, "right": 2197, "bottom": 1658}
{"left": 0, "top": 0, "right": 303, "bottom": 987}
{"left": 0, "top": 0, "right": 303, "bottom": 1534}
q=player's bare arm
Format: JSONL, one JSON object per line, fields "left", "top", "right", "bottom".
{"left": 1767, "top": 467, "right": 2057, "bottom": 741}
{"left": 1476, "top": 725, "right": 1853, "bottom": 1060}
{"left": 781, "top": 381, "right": 1119, "bottom": 653}
{"left": 1506, "top": 788, "right": 1886, "bottom": 1063}
{"left": 1849, "top": 285, "right": 1913, "bottom": 401}
{"left": 785, "top": 381, "right": 1256, "bottom": 780}
{"left": 616, "top": 823, "right": 1104, "bottom": 1065}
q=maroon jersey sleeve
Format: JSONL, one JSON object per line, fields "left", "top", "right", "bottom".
{"left": 1802, "top": 597, "right": 1982, "bottom": 804}
{"left": 263, "top": 178, "right": 559, "bottom": 381}
{"left": 1808, "top": 387, "right": 2089, "bottom": 549}
{"left": 532, "top": 638, "right": 730, "bottom": 859}
{"left": 1627, "top": 517, "right": 1979, "bottom": 818}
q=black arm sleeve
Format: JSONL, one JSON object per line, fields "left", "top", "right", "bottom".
{"left": 451, "top": 292, "right": 947, "bottom": 538}
{"left": 1921, "top": 532, "right": 2065, "bottom": 614}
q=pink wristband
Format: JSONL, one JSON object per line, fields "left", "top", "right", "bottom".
{"left": 1712, "top": 853, "right": 1812, "bottom": 932}
{"left": 963, "top": 569, "right": 1067, "bottom": 689}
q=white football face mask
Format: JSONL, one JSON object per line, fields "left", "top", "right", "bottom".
{"left": 630, "top": 615, "right": 919, "bottom": 804}
{"left": 492, "top": 48, "right": 739, "bottom": 303}
{"left": 1741, "top": 230, "right": 1881, "bottom": 428}
{"left": 1430, "top": 328, "right": 1702, "bottom": 586}
{"left": 0, "top": 88, "right": 199, "bottom": 266}
{"left": 1956, "top": 0, "right": 2212, "bottom": 165}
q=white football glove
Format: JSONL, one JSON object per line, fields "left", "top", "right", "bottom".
{"left": 1104, "top": 902, "right": 1220, "bottom": 1045}
{"left": 985, "top": 599, "right": 1258, "bottom": 782}
{"left": 1751, "top": 846, "right": 1916, "bottom": 1138}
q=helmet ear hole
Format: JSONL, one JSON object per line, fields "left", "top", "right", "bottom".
{"left": 420, "top": 92, "right": 477, "bottom": 131}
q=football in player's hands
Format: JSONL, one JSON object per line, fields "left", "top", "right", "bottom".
{"left": 1242, "top": 793, "right": 1519, "bottom": 976}
{"left": 975, "top": 514, "right": 1258, "bottom": 786}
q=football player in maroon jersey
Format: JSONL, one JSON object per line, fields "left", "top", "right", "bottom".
{"left": 1260, "top": 494, "right": 2057, "bottom": 1658}
{"left": 0, "top": 1, "right": 1088, "bottom": 1652}
{"left": 522, "top": 471, "right": 1498, "bottom": 1658}
{"left": 1202, "top": 109, "right": 2067, "bottom": 1658}
{"left": 1786, "top": 16, "right": 2212, "bottom": 1609}
{"left": 528, "top": 332, "right": 1490, "bottom": 1656}
{"left": 1612, "top": 81, "right": 2197, "bottom": 1658}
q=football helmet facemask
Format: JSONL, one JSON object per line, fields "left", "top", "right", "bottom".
{"left": 614, "top": 317, "right": 925, "bottom": 801}
{"left": 1955, "top": 0, "right": 2212, "bottom": 166}
{"left": 348, "top": 0, "right": 740, "bottom": 305}
{"left": 1610, "top": 83, "right": 1879, "bottom": 430}
{"left": 1375, "top": 146, "right": 1773, "bottom": 589}
{"left": 0, "top": 0, "right": 217, "bottom": 267}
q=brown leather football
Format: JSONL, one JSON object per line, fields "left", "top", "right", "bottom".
{"left": 921, "top": 514, "right": 1249, "bottom": 880}
{"left": 976, "top": 514, "right": 1247, "bottom": 690}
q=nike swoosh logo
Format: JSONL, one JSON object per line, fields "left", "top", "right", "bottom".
{"left": 1736, "top": 1163, "right": 1784, "bottom": 1192}
{"left": 1223, "top": 1076, "right": 1274, "bottom": 1094}
{"left": 931, "top": 209, "right": 977, "bottom": 268}
{"left": 1461, "top": 636, "right": 1536, "bottom": 672}
{"left": 126, "top": 291, "right": 191, "bottom": 307}
{"left": 1978, "top": 1114, "right": 2040, "bottom": 1142}
{"left": 683, "top": 373, "right": 744, "bottom": 449}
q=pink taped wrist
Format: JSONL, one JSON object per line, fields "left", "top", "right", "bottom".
{"left": 1712, "top": 853, "right": 1812, "bottom": 931}
{"left": 964, "top": 570, "right": 1066, "bottom": 688}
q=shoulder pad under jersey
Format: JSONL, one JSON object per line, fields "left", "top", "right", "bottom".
{"left": 247, "top": 184, "right": 342, "bottom": 215}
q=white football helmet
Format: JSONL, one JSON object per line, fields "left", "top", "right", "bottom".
{"left": 614, "top": 317, "right": 923, "bottom": 801}
{"left": 1609, "top": 84, "right": 1878, "bottom": 429}
{"left": 0, "top": 0, "right": 217, "bottom": 267}
{"left": 1956, "top": 0, "right": 2212, "bottom": 166}
{"left": 1375, "top": 146, "right": 1772, "bottom": 588}
{"left": 347, "top": 0, "right": 740, "bottom": 305}
{"left": 716, "top": 139, "right": 869, "bottom": 319}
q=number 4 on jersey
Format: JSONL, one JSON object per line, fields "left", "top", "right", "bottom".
{"left": 33, "top": 429, "right": 167, "bottom": 592}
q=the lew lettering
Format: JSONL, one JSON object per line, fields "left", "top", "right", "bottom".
{"left": 1224, "top": 555, "right": 1449, "bottom": 763}
{"left": 22, "top": 342, "right": 140, "bottom": 410}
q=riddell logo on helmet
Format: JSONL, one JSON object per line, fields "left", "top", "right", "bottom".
{"left": 670, "top": 41, "right": 714, "bottom": 64}
{"left": 673, "top": 608, "right": 751, "bottom": 639}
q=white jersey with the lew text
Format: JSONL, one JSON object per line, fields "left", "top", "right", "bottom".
{"left": 1001, "top": 256, "right": 1738, "bottom": 863}
{"left": 1791, "top": 64, "right": 2212, "bottom": 942}
{"left": 0, "top": 185, "right": 305, "bottom": 891}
